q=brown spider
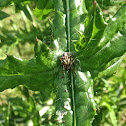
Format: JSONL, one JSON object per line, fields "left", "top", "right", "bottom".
{"left": 60, "top": 52, "right": 74, "bottom": 73}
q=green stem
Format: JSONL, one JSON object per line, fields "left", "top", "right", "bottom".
{"left": 71, "top": 73, "right": 76, "bottom": 126}
{"left": 66, "top": 0, "right": 76, "bottom": 126}
{"left": 66, "top": 0, "right": 71, "bottom": 52}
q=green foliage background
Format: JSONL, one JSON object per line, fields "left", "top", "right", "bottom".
{"left": 0, "top": 0, "right": 126, "bottom": 126}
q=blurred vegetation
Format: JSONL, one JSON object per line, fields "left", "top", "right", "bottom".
{"left": 0, "top": 0, "right": 126, "bottom": 126}
{"left": 93, "top": 54, "right": 126, "bottom": 126}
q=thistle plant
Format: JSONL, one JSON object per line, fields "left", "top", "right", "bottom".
{"left": 0, "top": 0, "right": 126, "bottom": 126}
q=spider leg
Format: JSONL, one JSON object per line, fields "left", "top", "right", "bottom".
{"left": 62, "top": 65, "right": 66, "bottom": 78}
{"left": 71, "top": 64, "right": 76, "bottom": 76}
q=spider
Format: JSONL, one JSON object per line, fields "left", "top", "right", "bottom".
{"left": 60, "top": 52, "right": 74, "bottom": 73}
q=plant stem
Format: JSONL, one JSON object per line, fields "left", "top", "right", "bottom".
{"left": 66, "top": 0, "right": 71, "bottom": 52}
{"left": 71, "top": 72, "right": 76, "bottom": 126}
{"left": 66, "top": 0, "right": 76, "bottom": 126}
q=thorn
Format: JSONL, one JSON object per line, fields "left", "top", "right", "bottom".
{"left": 71, "top": 40, "right": 77, "bottom": 43}
{"left": 52, "top": 48, "right": 55, "bottom": 50}
{"left": 48, "top": 17, "right": 51, "bottom": 24}
{"left": 6, "top": 54, "right": 9, "bottom": 57}
{"left": 36, "top": 36, "right": 39, "bottom": 43}
{"left": 62, "top": 120, "right": 65, "bottom": 123}
{"left": 94, "top": 0, "right": 97, "bottom": 5}
{"left": 74, "top": 27, "right": 83, "bottom": 35}
{"left": 50, "top": 32, "right": 54, "bottom": 39}
{"left": 49, "top": 47, "right": 51, "bottom": 51}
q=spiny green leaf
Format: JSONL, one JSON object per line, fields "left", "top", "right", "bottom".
{"left": 85, "top": 0, "right": 94, "bottom": 11}
{"left": 94, "top": 3, "right": 126, "bottom": 52}
{"left": 0, "top": 71, "right": 55, "bottom": 92}
{"left": 5, "top": 55, "right": 42, "bottom": 74}
{"left": 0, "top": 0, "right": 11, "bottom": 7}
{"left": 34, "top": 39, "right": 58, "bottom": 70}
{"left": 80, "top": 3, "right": 126, "bottom": 71}
{"left": 0, "top": 1, "right": 126, "bottom": 126}
{"left": 92, "top": 57, "right": 123, "bottom": 79}
{"left": 81, "top": 26, "right": 126, "bottom": 71}
{"left": 85, "top": 0, "right": 123, "bottom": 9}
{"left": 74, "top": 71, "right": 96, "bottom": 126}
{"left": 34, "top": 39, "right": 49, "bottom": 63}
{"left": 34, "top": 0, "right": 54, "bottom": 20}
{"left": 0, "top": 53, "right": 57, "bottom": 92}
{"left": 77, "top": 1, "right": 107, "bottom": 59}
{"left": 0, "top": 10, "right": 9, "bottom": 20}
{"left": 0, "top": 75, "right": 26, "bottom": 92}
{"left": 55, "top": 69, "right": 72, "bottom": 126}
{"left": 52, "top": 0, "right": 67, "bottom": 52}
{"left": 69, "top": 0, "right": 85, "bottom": 51}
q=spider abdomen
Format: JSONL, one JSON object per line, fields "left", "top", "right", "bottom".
{"left": 60, "top": 52, "right": 74, "bottom": 71}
